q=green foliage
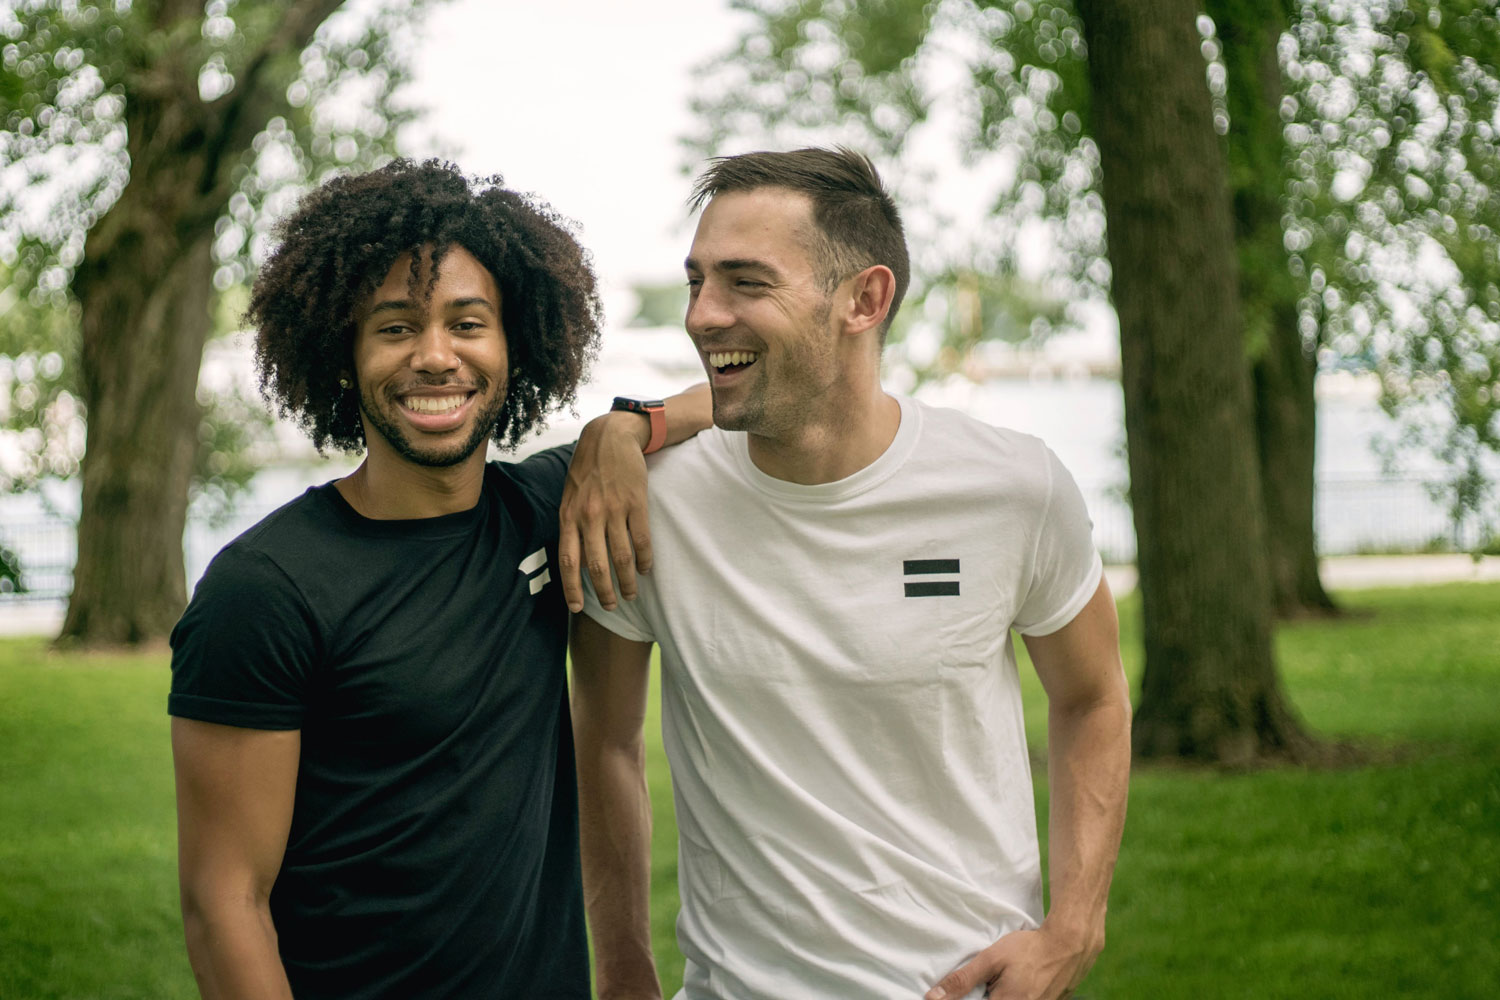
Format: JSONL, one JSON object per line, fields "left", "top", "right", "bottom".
{"left": 0, "top": 0, "right": 434, "bottom": 498}
{"left": 191, "top": 381, "right": 277, "bottom": 527}
{"left": 690, "top": 0, "right": 1500, "bottom": 539}
{"left": 628, "top": 281, "right": 690, "bottom": 328}
{"left": 1284, "top": 1, "right": 1500, "bottom": 548}
{"left": 687, "top": 0, "right": 1101, "bottom": 382}
{"left": 0, "top": 540, "right": 24, "bottom": 592}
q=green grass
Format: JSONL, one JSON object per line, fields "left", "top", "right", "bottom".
{"left": 2, "top": 583, "right": 1497, "bottom": 998}
{"left": 0, "top": 642, "right": 192, "bottom": 999}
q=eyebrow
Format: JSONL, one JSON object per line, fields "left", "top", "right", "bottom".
{"left": 365, "top": 296, "right": 498, "bottom": 317}
{"left": 683, "top": 257, "right": 782, "bottom": 279}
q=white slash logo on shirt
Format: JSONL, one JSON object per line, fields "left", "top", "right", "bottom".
{"left": 520, "top": 548, "right": 550, "bottom": 595}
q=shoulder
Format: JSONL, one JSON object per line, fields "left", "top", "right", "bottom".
{"left": 211, "top": 487, "right": 341, "bottom": 585}
{"left": 496, "top": 443, "right": 574, "bottom": 498}
{"left": 640, "top": 426, "right": 737, "bottom": 487}
{"left": 905, "top": 397, "right": 1055, "bottom": 497}
{"left": 487, "top": 443, "right": 576, "bottom": 522}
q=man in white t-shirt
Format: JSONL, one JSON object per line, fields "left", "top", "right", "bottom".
{"left": 566, "top": 148, "right": 1131, "bottom": 1000}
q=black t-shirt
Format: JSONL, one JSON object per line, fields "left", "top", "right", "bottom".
{"left": 169, "top": 447, "right": 587, "bottom": 1000}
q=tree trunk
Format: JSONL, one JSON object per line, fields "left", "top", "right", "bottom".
{"left": 1252, "top": 302, "right": 1334, "bottom": 617}
{"left": 1212, "top": 0, "right": 1338, "bottom": 617}
{"left": 54, "top": 0, "right": 347, "bottom": 646}
{"left": 1076, "top": 0, "right": 1315, "bottom": 764}
{"left": 61, "top": 231, "right": 213, "bottom": 646}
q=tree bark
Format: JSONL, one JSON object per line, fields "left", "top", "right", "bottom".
{"left": 62, "top": 235, "right": 213, "bottom": 645}
{"left": 1252, "top": 299, "right": 1333, "bottom": 617}
{"left": 1211, "top": 0, "right": 1338, "bottom": 617}
{"left": 1075, "top": 0, "right": 1315, "bottom": 764}
{"left": 58, "top": 0, "right": 347, "bottom": 646}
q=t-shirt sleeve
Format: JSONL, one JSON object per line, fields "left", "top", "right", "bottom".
{"left": 1013, "top": 445, "right": 1104, "bottom": 637}
{"left": 510, "top": 442, "right": 577, "bottom": 516}
{"left": 168, "top": 545, "right": 322, "bottom": 730}
{"left": 578, "top": 564, "right": 656, "bottom": 643}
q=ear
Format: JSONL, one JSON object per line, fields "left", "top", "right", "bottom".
{"left": 839, "top": 264, "right": 897, "bottom": 339}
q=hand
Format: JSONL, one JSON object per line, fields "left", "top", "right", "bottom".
{"left": 559, "top": 412, "right": 654, "bottom": 613}
{"left": 924, "top": 922, "right": 1102, "bottom": 1000}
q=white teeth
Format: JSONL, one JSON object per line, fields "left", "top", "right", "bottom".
{"left": 404, "top": 395, "right": 466, "bottom": 414}
{"left": 708, "top": 350, "right": 759, "bottom": 368}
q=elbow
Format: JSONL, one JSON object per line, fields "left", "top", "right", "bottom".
{"left": 178, "top": 874, "right": 275, "bottom": 957}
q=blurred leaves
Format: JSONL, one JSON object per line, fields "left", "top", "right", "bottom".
{"left": 689, "top": 0, "right": 1500, "bottom": 544}
{"left": 1287, "top": 0, "right": 1500, "bottom": 542}
{"left": 0, "top": 0, "right": 433, "bottom": 504}
{"left": 191, "top": 380, "right": 277, "bottom": 528}
{"left": 628, "top": 281, "right": 690, "bottom": 328}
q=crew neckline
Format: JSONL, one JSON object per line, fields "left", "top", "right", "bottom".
{"left": 727, "top": 395, "right": 921, "bottom": 503}
{"left": 314, "top": 473, "right": 488, "bottom": 538}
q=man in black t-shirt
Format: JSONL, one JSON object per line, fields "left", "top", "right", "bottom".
{"left": 168, "top": 160, "right": 707, "bottom": 1000}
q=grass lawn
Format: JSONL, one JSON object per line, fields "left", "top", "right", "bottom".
{"left": 1, "top": 582, "right": 1497, "bottom": 998}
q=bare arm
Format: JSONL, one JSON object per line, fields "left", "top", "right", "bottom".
{"left": 927, "top": 577, "right": 1131, "bottom": 1000}
{"left": 172, "top": 718, "right": 300, "bottom": 1000}
{"left": 559, "top": 383, "right": 712, "bottom": 614}
{"left": 570, "top": 614, "right": 662, "bottom": 1000}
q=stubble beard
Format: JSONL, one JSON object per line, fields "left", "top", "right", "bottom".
{"left": 711, "top": 300, "right": 837, "bottom": 438}
{"left": 360, "top": 375, "right": 508, "bottom": 468}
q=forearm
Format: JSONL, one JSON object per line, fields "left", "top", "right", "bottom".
{"left": 181, "top": 893, "right": 293, "bottom": 1000}
{"left": 576, "top": 736, "right": 660, "bottom": 998}
{"left": 660, "top": 382, "right": 712, "bottom": 446}
{"left": 1042, "top": 690, "right": 1131, "bottom": 946}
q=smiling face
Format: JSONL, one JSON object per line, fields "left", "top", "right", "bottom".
{"left": 352, "top": 245, "right": 509, "bottom": 470}
{"left": 684, "top": 188, "right": 844, "bottom": 437}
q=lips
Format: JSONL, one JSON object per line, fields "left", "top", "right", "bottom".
{"left": 393, "top": 384, "right": 479, "bottom": 432}
{"left": 706, "top": 350, "right": 760, "bottom": 384}
{"left": 402, "top": 394, "right": 468, "bottom": 414}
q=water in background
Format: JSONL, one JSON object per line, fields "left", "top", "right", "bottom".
{"left": 0, "top": 324, "right": 1481, "bottom": 601}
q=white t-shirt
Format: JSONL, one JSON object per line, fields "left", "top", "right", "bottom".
{"left": 582, "top": 395, "right": 1103, "bottom": 1000}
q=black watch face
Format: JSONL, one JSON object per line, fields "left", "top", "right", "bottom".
{"left": 614, "top": 395, "right": 664, "bottom": 411}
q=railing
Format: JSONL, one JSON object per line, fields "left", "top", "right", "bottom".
{"left": 0, "top": 475, "right": 1492, "bottom": 603}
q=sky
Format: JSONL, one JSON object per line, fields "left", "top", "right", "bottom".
{"left": 401, "top": 0, "right": 751, "bottom": 307}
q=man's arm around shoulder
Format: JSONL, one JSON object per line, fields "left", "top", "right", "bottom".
{"left": 559, "top": 383, "right": 712, "bottom": 613}
{"left": 570, "top": 613, "right": 663, "bottom": 1000}
{"left": 173, "top": 718, "right": 300, "bottom": 1000}
{"left": 928, "top": 577, "right": 1131, "bottom": 1000}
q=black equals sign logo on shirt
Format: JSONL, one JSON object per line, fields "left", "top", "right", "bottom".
{"left": 904, "top": 559, "right": 960, "bottom": 597}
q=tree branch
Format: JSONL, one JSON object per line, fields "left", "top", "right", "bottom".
{"left": 197, "top": 0, "right": 349, "bottom": 205}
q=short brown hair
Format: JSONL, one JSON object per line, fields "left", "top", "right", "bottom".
{"left": 690, "top": 147, "right": 910, "bottom": 339}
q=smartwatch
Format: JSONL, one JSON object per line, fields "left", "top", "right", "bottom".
{"left": 611, "top": 395, "right": 668, "bottom": 454}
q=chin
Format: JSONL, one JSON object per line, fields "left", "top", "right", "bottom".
{"left": 711, "top": 405, "right": 750, "bottom": 432}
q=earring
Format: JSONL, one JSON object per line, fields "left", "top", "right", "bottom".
{"left": 338, "top": 377, "right": 352, "bottom": 390}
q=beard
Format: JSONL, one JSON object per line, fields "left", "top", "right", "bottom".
{"left": 359, "top": 373, "right": 508, "bottom": 468}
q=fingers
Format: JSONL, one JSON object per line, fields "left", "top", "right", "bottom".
{"left": 582, "top": 514, "right": 618, "bottom": 612}
{"left": 630, "top": 511, "right": 653, "bottom": 578}
{"left": 924, "top": 953, "right": 996, "bottom": 1000}
{"left": 607, "top": 510, "right": 638, "bottom": 605}
{"left": 560, "top": 498, "right": 646, "bottom": 613}
{"left": 559, "top": 525, "right": 585, "bottom": 613}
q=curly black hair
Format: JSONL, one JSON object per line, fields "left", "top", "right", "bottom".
{"left": 249, "top": 159, "right": 602, "bottom": 452}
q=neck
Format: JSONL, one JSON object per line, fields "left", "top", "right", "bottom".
{"left": 746, "top": 379, "right": 901, "bottom": 485}
{"left": 336, "top": 445, "right": 487, "bottom": 519}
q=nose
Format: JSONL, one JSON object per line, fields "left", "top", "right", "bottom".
{"left": 409, "top": 323, "right": 461, "bottom": 375}
{"left": 685, "top": 279, "right": 733, "bottom": 338}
